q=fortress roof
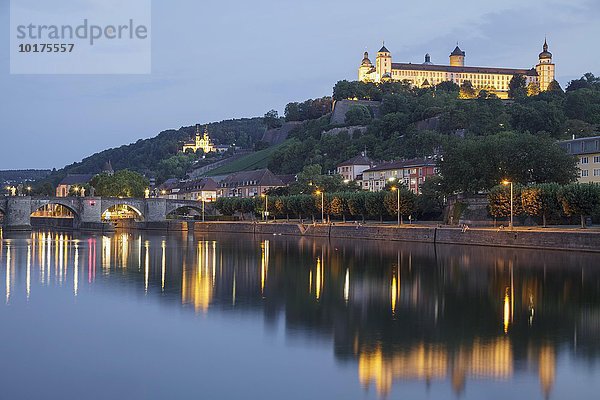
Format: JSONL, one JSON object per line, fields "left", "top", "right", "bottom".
{"left": 391, "top": 63, "right": 538, "bottom": 76}
{"left": 450, "top": 46, "right": 465, "bottom": 56}
{"left": 378, "top": 45, "right": 390, "bottom": 53}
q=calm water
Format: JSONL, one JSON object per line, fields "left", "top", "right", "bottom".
{"left": 1, "top": 229, "right": 599, "bottom": 399}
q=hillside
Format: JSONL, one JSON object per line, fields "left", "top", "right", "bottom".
{"left": 206, "top": 142, "right": 288, "bottom": 176}
{"left": 38, "top": 117, "right": 266, "bottom": 187}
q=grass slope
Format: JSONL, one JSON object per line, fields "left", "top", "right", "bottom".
{"left": 206, "top": 142, "right": 286, "bottom": 176}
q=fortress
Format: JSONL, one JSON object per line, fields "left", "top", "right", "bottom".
{"left": 358, "top": 40, "right": 555, "bottom": 98}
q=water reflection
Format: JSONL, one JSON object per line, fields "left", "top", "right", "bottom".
{"left": 1, "top": 229, "right": 600, "bottom": 399}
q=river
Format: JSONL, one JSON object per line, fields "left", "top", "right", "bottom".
{"left": 1, "top": 229, "right": 599, "bottom": 399}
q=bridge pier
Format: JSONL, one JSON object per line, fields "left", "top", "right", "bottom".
{"left": 3, "top": 197, "right": 32, "bottom": 231}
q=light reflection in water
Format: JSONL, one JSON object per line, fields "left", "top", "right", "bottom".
{"left": 1, "top": 230, "right": 599, "bottom": 399}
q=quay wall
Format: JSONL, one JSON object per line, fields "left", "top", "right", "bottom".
{"left": 187, "top": 222, "right": 600, "bottom": 253}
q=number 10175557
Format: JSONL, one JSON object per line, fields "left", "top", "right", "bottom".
{"left": 18, "top": 43, "right": 75, "bottom": 53}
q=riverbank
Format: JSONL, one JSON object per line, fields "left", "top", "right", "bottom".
{"left": 114, "top": 220, "right": 600, "bottom": 253}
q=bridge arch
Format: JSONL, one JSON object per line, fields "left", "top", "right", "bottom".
{"left": 101, "top": 200, "right": 145, "bottom": 221}
{"left": 30, "top": 199, "right": 81, "bottom": 221}
{"left": 166, "top": 204, "right": 205, "bottom": 219}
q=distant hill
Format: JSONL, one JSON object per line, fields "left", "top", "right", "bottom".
{"left": 38, "top": 117, "right": 266, "bottom": 187}
{"left": 0, "top": 169, "right": 51, "bottom": 185}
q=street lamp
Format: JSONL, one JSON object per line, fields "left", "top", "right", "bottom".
{"left": 391, "top": 186, "right": 401, "bottom": 226}
{"left": 315, "top": 189, "right": 325, "bottom": 224}
{"left": 261, "top": 193, "right": 268, "bottom": 221}
{"left": 502, "top": 180, "right": 513, "bottom": 229}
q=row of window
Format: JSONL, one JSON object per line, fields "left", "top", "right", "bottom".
{"left": 580, "top": 169, "right": 600, "bottom": 177}
{"left": 579, "top": 156, "right": 600, "bottom": 164}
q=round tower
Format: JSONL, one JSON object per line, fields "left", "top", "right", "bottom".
{"left": 536, "top": 39, "right": 555, "bottom": 91}
{"left": 376, "top": 43, "right": 392, "bottom": 82}
{"left": 449, "top": 45, "right": 465, "bottom": 67}
{"left": 358, "top": 51, "right": 374, "bottom": 82}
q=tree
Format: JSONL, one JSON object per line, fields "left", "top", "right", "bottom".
{"left": 416, "top": 176, "right": 445, "bottom": 217}
{"left": 547, "top": 80, "right": 564, "bottom": 93}
{"left": 436, "top": 81, "right": 460, "bottom": 93}
{"left": 345, "top": 105, "right": 372, "bottom": 125}
{"left": 284, "top": 102, "right": 301, "bottom": 122}
{"left": 487, "top": 184, "right": 523, "bottom": 222}
{"left": 347, "top": 192, "right": 367, "bottom": 221}
{"left": 365, "top": 191, "right": 387, "bottom": 222}
{"left": 459, "top": 80, "right": 477, "bottom": 99}
{"left": 263, "top": 110, "right": 283, "bottom": 129}
{"left": 521, "top": 183, "right": 561, "bottom": 227}
{"left": 330, "top": 195, "right": 349, "bottom": 222}
{"left": 558, "top": 183, "right": 600, "bottom": 228}
{"left": 90, "top": 170, "right": 149, "bottom": 198}
{"left": 527, "top": 82, "right": 540, "bottom": 96}
{"left": 508, "top": 74, "right": 527, "bottom": 98}
{"left": 439, "top": 133, "right": 578, "bottom": 193}
{"left": 384, "top": 188, "right": 416, "bottom": 224}
{"left": 566, "top": 73, "right": 600, "bottom": 92}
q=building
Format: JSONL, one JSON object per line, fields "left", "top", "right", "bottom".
{"left": 55, "top": 174, "right": 95, "bottom": 197}
{"left": 156, "top": 178, "right": 181, "bottom": 199}
{"left": 361, "top": 159, "right": 438, "bottom": 193}
{"left": 182, "top": 124, "right": 228, "bottom": 154}
{"left": 337, "top": 153, "right": 375, "bottom": 181}
{"left": 174, "top": 178, "right": 218, "bottom": 202}
{"left": 558, "top": 136, "right": 600, "bottom": 183}
{"left": 218, "top": 169, "right": 286, "bottom": 198}
{"left": 358, "top": 40, "right": 555, "bottom": 98}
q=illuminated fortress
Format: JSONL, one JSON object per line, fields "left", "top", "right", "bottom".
{"left": 358, "top": 40, "right": 555, "bottom": 98}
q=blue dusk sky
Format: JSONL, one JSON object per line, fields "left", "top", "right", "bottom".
{"left": 1, "top": 0, "right": 599, "bottom": 169}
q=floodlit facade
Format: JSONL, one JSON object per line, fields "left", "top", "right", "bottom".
{"left": 361, "top": 159, "right": 438, "bottom": 194}
{"left": 358, "top": 40, "right": 555, "bottom": 99}
{"left": 182, "top": 124, "right": 228, "bottom": 154}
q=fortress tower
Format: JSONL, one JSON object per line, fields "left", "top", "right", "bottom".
{"left": 375, "top": 44, "right": 392, "bottom": 81}
{"left": 449, "top": 45, "right": 465, "bottom": 67}
{"left": 536, "top": 39, "right": 555, "bottom": 90}
{"left": 359, "top": 51, "right": 374, "bottom": 82}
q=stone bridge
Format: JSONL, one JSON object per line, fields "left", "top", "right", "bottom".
{"left": 0, "top": 196, "right": 208, "bottom": 231}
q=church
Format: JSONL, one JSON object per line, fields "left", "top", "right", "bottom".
{"left": 358, "top": 40, "right": 555, "bottom": 98}
{"left": 182, "top": 125, "right": 228, "bottom": 154}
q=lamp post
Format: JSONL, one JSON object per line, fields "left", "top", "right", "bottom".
{"left": 391, "top": 186, "right": 400, "bottom": 226}
{"left": 502, "top": 180, "right": 513, "bottom": 229}
{"left": 261, "top": 193, "right": 268, "bottom": 221}
{"left": 315, "top": 189, "right": 324, "bottom": 224}
{"left": 201, "top": 196, "right": 205, "bottom": 222}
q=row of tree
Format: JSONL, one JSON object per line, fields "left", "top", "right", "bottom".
{"left": 215, "top": 188, "right": 423, "bottom": 223}
{"left": 488, "top": 183, "right": 600, "bottom": 228}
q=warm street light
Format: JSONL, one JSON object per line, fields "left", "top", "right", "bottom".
{"left": 391, "top": 186, "right": 401, "bottom": 226}
{"left": 315, "top": 189, "right": 325, "bottom": 224}
{"left": 502, "top": 180, "right": 514, "bottom": 229}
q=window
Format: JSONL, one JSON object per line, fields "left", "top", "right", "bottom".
{"left": 581, "top": 170, "right": 589, "bottom": 177}
{"left": 594, "top": 169, "right": 600, "bottom": 177}
{"left": 581, "top": 157, "right": 589, "bottom": 164}
{"left": 594, "top": 156, "right": 600, "bottom": 163}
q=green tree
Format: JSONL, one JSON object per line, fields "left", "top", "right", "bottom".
{"left": 558, "top": 183, "right": 600, "bottom": 228}
{"left": 384, "top": 188, "right": 416, "bottom": 224}
{"left": 90, "top": 170, "right": 148, "bottom": 198}
{"left": 329, "top": 195, "right": 349, "bottom": 222}
{"left": 459, "top": 80, "right": 477, "bottom": 99}
{"left": 347, "top": 192, "right": 367, "bottom": 221}
{"left": 521, "top": 183, "right": 561, "bottom": 227}
{"left": 508, "top": 74, "right": 527, "bottom": 98}
{"left": 487, "top": 184, "right": 523, "bottom": 222}
{"left": 263, "top": 110, "right": 283, "bottom": 129}
{"left": 439, "top": 133, "right": 578, "bottom": 193}
{"left": 527, "top": 82, "right": 541, "bottom": 96}
{"left": 345, "top": 105, "right": 372, "bottom": 125}
{"left": 365, "top": 191, "right": 387, "bottom": 222}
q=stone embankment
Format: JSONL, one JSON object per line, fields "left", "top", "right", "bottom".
{"left": 115, "top": 221, "right": 600, "bottom": 253}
